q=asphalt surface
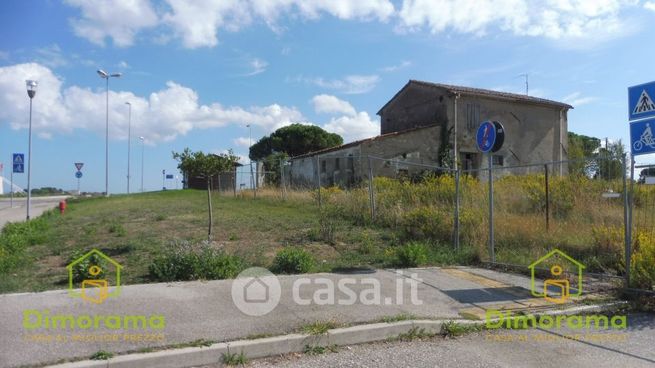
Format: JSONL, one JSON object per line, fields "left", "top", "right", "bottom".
{"left": 0, "top": 267, "right": 547, "bottom": 367}
{"left": 0, "top": 195, "right": 68, "bottom": 228}
{"left": 245, "top": 313, "right": 655, "bottom": 368}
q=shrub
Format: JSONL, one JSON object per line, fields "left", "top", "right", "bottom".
{"left": 148, "top": 243, "right": 245, "bottom": 282}
{"left": 68, "top": 250, "right": 106, "bottom": 282}
{"left": 631, "top": 231, "right": 655, "bottom": 289}
{"left": 0, "top": 216, "right": 50, "bottom": 274}
{"left": 270, "top": 247, "right": 314, "bottom": 274}
{"left": 394, "top": 242, "right": 429, "bottom": 267}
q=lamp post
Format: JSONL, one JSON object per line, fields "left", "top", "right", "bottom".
{"left": 125, "top": 102, "right": 131, "bottom": 194}
{"left": 25, "top": 80, "right": 37, "bottom": 220}
{"left": 139, "top": 136, "right": 145, "bottom": 192}
{"left": 97, "top": 69, "right": 121, "bottom": 197}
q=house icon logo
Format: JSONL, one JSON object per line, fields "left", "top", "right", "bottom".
{"left": 528, "top": 249, "right": 585, "bottom": 304}
{"left": 244, "top": 277, "right": 270, "bottom": 303}
{"left": 231, "top": 267, "right": 281, "bottom": 316}
{"left": 66, "top": 249, "right": 122, "bottom": 304}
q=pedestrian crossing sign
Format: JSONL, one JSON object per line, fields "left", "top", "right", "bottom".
{"left": 629, "top": 81, "right": 655, "bottom": 121}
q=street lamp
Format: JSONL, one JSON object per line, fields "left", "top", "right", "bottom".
{"left": 97, "top": 69, "right": 122, "bottom": 197}
{"left": 139, "top": 136, "right": 145, "bottom": 192}
{"left": 25, "top": 80, "right": 37, "bottom": 220}
{"left": 125, "top": 102, "right": 131, "bottom": 194}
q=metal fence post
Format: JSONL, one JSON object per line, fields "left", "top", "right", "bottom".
{"left": 453, "top": 168, "right": 461, "bottom": 250}
{"left": 488, "top": 154, "right": 495, "bottom": 263}
{"left": 367, "top": 156, "right": 376, "bottom": 220}
{"left": 316, "top": 156, "right": 322, "bottom": 209}
{"left": 625, "top": 154, "right": 634, "bottom": 288}
{"left": 280, "top": 159, "right": 287, "bottom": 200}
{"left": 625, "top": 155, "right": 635, "bottom": 285}
{"left": 544, "top": 164, "right": 550, "bottom": 231}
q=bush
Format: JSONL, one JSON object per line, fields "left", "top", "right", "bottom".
{"left": 270, "top": 247, "right": 314, "bottom": 274}
{"left": 0, "top": 216, "right": 50, "bottom": 274}
{"left": 68, "top": 250, "right": 106, "bottom": 283}
{"left": 631, "top": 231, "right": 655, "bottom": 289}
{"left": 148, "top": 243, "right": 245, "bottom": 282}
{"left": 394, "top": 242, "right": 429, "bottom": 267}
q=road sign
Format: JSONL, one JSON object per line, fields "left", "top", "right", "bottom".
{"left": 165, "top": 174, "right": 174, "bottom": 179}
{"left": 476, "top": 121, "right": 505, "bottom": 153}
{"left": 12, "top": 153, "right": 24, "bottom": 173}
{"left": 75, "top": 162, "right": 84, "bottom": 171}
{"left": 630, "top": 117, "right": 655, "bottom": 156}
{"left": 75, "top": 171, "right": 83, "bottom": 179}
{"left": 629, "top": 81, "right": 655, "bottom": 121}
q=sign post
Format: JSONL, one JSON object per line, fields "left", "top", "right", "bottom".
{"left": 476, "top": 121, "right": 505, "bottom": 263}
{"left": 626, "top": 81, "right": 655, "bottom": 287}
{"left": 74, "top": 163, "right": 84, "bottom": 194}
{"left": 12, "top": 154, "right": 24, "bottom": 208}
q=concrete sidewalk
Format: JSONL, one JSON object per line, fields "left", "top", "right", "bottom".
{"left": 0, "top": 267, "right": 567, "bottom": 367}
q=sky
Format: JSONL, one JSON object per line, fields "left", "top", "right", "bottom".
{"left": 1, "top": 0, "right": 655, "bottom": 193}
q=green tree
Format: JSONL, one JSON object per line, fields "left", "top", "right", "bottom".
{"left": 568, "top": 132, "right": 600, "bottom": 176}
{"left": 173, "top": 148, "right": 239, "bottom": 240}
{"left": 262, "top": 152, "right": 289, "bottom": 186}
{"left": 249, "top": 124, "right": 342, "bottom": 160}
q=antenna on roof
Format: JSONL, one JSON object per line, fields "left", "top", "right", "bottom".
{"left": 517, "top": 73, "right": 529, "bottom": 96}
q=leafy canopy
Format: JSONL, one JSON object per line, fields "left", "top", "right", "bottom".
{"left": 249, "top": 124, "right": 342, "bottom": 160}
{"left": 172, "top": 148, "right": 239, "bottom": 180}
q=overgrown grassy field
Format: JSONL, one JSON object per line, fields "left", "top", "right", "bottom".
{"left": 0, "top": 190, "right": 470, "bottom": 293}
{"left": 1, "top": 173, "right": 654, "bottom": 293}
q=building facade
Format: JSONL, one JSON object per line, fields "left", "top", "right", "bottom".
{"left": 287, "top": 80, "right": 572, "bottom": 187}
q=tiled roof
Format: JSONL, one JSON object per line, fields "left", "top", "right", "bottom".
{"left": 377, "top": 80, "right": 573, "bottom": 115}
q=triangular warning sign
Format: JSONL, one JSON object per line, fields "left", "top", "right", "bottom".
{"left": 13, "top": 155, "right": 23, "bottom": 164}
{"left": 633, "top": 89, "right": 655, "bottom": 114}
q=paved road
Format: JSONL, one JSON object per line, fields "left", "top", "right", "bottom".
{"left": 0, "top": 195, "right": 68, "bottom": 228}
{"left": 246, "top": 313, "right": 655, "bottom": 368}
{"left": 0, "top": 267, "right": 553, "bottom": 367}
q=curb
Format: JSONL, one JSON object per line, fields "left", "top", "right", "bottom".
{"left": 45, "top": 302, "right": 627, "bottom": 368}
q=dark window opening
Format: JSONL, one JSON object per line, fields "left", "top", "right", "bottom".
{"left": 466, "top": 103, "right": 480, "bottom": 131}
{"left": 321, "top": 160, "right": 326, "bottom": 173}
{"left": 492, "top": 155, "right": 504, "bottom": 166}
{"left": 335, "top": 158, "right": 340, "bottom": 170}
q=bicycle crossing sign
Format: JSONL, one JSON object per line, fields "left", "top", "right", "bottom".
{"left": 630, "top": 117, "right": 655, "bottom": 156}
{"left": 629, "top": 81, "right": 655, "bottom": 121}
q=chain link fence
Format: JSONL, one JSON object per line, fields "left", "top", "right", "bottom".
{"left": 217, "top": 153, "right": 655, "bottom": 292}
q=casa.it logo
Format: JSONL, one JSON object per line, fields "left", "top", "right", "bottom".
{"left": 67, "top": 249, "right": 122, "bottom": 304}
{"left": 528, "top": 249, "right": 585, "bottom": 304}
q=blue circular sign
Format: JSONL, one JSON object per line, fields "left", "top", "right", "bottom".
{"left": 476, "top": 121, "right": 497, "bottom": 153}
{"left": 75, "top": 171, "right": 83, "bottom": 179}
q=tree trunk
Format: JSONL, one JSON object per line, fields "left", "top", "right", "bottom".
{"left": 207, "top": 178, "right": 213, "bottom": 241}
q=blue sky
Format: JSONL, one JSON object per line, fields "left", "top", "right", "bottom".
{"left": 1, "top": 0, "right": 655, "bottom": 193}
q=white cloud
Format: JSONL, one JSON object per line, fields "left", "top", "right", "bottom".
{"left": 562, "top": 91, "right": 597, "bottom": 107}
{"left": 298, "top": 74, "right": 380, "bottom": 94}
{"left": 0, "top": 63, "right": 305, "bottom": 143}
{"left": 645, "top": 1, "right": 655, "bottom": 11}
{"left": 117, "top": 61, "right": 130, "bottom": 69}
{"left": 233, "top": 137, "right": 252, "bottom": 147}
{"left": 379, "top": 60, "right": 411, "bottom": 72}
{"left": 244, "top": 58, "right": 268, "bottom": 76}
{"left": 0, "top": 63, "right": 380, "bottom": 147}
{"left": 322, "top": 111, "right": 380, "bottom": 143}
{"left": 64, "top": 0, "right": 159, "bottom": 47}
{"left": 35, "top": 44, "right": 69, "bottom": 68}
{"left": 397, "top": 0, "right": 638, "bottom": 46}
{"left": 312, "top": 94, "right": 356, "bottom": 116}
